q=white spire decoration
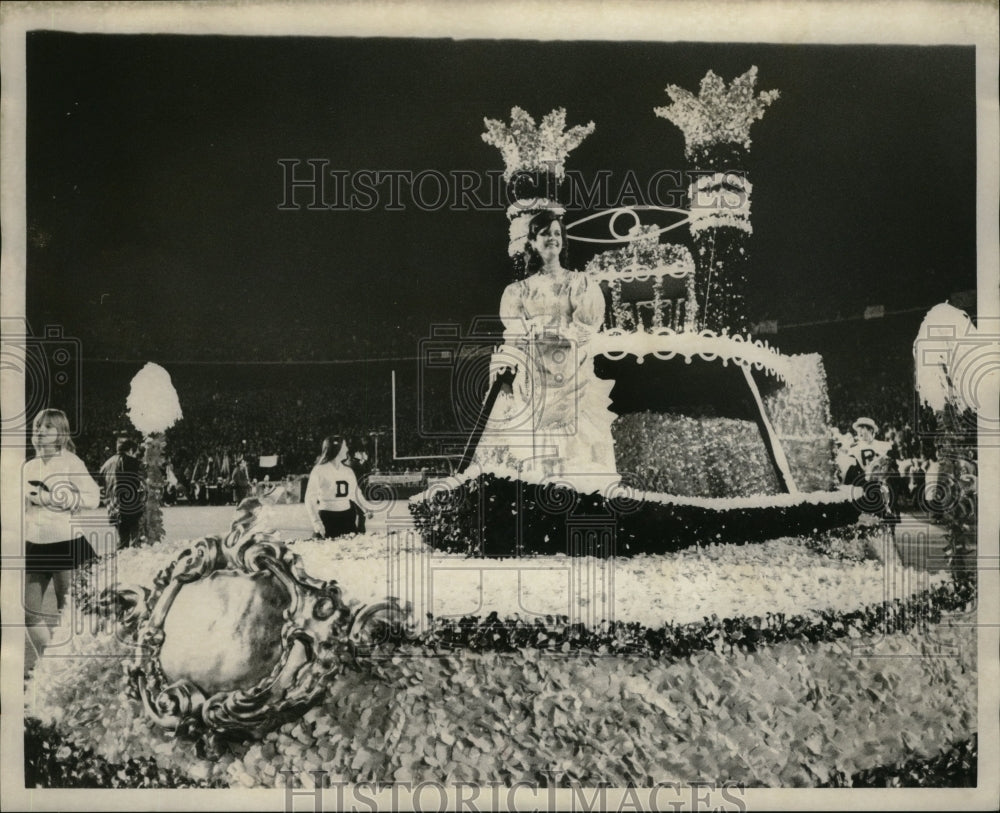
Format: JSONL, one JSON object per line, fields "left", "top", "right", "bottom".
{"left": 654, "top": 66, "right": 779, "bottom": 154}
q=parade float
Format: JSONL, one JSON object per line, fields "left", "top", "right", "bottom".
{"left": 409, "top": 67, "right": 858, "bottom": 556}
{"left": 23, "top": 68, "right": 977, "bottom": 791}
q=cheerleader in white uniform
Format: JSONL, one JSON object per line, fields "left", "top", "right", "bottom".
{"left": 305, "top": 435, "right": 360, "bottom": 539}
{"left": 23, "top": 409, "right": 101, "bottom": 654}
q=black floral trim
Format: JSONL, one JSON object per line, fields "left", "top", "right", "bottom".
{"left": 69, "top": 553, "right": 112, "bottom": 617}
{"left": 410, "top": 473, "right": 859, "bottom": 557}
{"left": 803, "top": 521, "right": 883, "bottom": 560}
{"left": 366, "top": 577, "right": 976, "bottom": 659}
{"left": 24, "top": 717, "right": 225, "bottom": 789}
{"left": 822, "top": 734, "right": 977, "bottom": 788}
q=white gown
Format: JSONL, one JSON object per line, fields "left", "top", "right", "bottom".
{"left": 472, "top": 267, "right": 619, "bottom": 491}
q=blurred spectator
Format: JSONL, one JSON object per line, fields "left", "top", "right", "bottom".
{"left": 231, "top": 453, "right": 251, "bottom": 504}
{"left": 164, "top": 458, "right": 181, "bottom": 504}
{"left": 348, "top": 438, "right": 373, "bottom": 532}
{"left": 99, "top": 436, "right": 145, "bottom": 549}
{"left": 845, "top": 417, "right": 901, "bottom": 524}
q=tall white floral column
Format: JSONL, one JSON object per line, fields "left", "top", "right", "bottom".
{"left": 127, "top": 363, "right": 183, "bottom": 545}
{"left": 913, "top": 303, "right": 987, "bottom": 581}
{"left": 655, "top": 67, "right": 779, "bottom": 336}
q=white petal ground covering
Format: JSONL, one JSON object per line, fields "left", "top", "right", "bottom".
{"left": 24, "top": 530, "right": 975, "bottom": 788}
{"left": 79, "top": 531, "right": 948, "bottom": 635}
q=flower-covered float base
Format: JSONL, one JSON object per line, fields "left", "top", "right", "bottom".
{"left": 427, "top": 345, "right": 849, "bottom": 557}
{"left": 26, "top": 626, "right": 978, "bottom": 789}
{"left": 409, "top": 472, "right": 859, "bottom": 557}
{"left": 588, "top": 345, "right": 839, "bottom": 500}
{"left": 26, "top": 525, "right": 977, "bottom": 789}
{"left": 611, "top": 412, "right": 783, "bottom": 498}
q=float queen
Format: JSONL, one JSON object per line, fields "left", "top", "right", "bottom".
{"left": 411, "top": 68, "right": 859, "bottom": 555}
{"left": 470, "top": 107, "right": 619, "bottom": 494}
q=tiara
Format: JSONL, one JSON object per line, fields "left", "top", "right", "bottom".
{"left": 505, "top": 200, "right": 566, "bottom": 257}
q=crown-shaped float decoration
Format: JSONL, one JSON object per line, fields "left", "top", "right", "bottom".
{"left": 654, "top": 67, "right": 779, "bottom": 336}
{"left": 482, "top": 106, "right": 595, "bottom": 182}
{"left": 654, "top": 66, "right": 779, "bottom": 156}
{"left": 483, "top": 107, "right": 595, "bottom": 259}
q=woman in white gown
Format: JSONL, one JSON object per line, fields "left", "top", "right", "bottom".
{"left": 474, "top": 210, "right": 618, "bottom": 490}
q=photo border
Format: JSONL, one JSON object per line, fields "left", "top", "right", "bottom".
{"left": 2, "top": 1, "right": 997, "bottom": 810}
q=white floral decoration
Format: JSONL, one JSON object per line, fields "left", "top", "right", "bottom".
{"left": 583, "top": 231, "right": 695, "bottom": 278}
{"left": 506, "top": 200, "right": 566, "bottom": 256}
{"left": 914, "top": 302, "right": 992, "bottom": 414}
{"left": 688, "top": 209, "right": 753, "bottom": 235}
{"left": 687, "top": 173, "right": 753, "bottom": 233}
{"left": 691, "top": 172, "right": 753, "bottom": 196}
{"left": 482, "top": 107, "right": 595, "bottom": 182}
{"left": 654, "top": 66, "right": 779, "bottom": 153}
{"left": 591, "top": 328, "right": 790, "bottom": 379}
{"left": 127, "top": 362, "right": 183, "bottom": 435}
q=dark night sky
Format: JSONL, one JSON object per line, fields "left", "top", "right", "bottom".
{"left": 25, "top": 34, "right": 976, "bottom": 361}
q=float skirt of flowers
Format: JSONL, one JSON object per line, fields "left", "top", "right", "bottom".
{"left": 26, "top": 529, "right": 975, "bottom": 789}
{"left": 409, "top": 473, "right": 859, "bottom": 557}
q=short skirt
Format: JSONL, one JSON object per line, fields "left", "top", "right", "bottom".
{"left": 318, "top": 509, "right": 358, "bottom": 539}
{"left": 25, "top": 537, "right": 98, "bottom": 573}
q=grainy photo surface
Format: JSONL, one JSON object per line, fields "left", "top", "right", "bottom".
{"left": 2, "top": 2, "right": 998, "bottom": 810}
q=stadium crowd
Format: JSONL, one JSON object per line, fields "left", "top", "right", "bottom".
{"left": 53, "top": 310, "right": 972, "bottom": 509}
{"left": 70, "top": 367, "right": 462, "bottom": 503}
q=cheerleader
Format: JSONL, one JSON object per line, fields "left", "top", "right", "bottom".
{"left": 305, "top": 435, "right": 360, "bottom": 539}
{"left": 23, "top": 409, "right": 101, "bottom": 655}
